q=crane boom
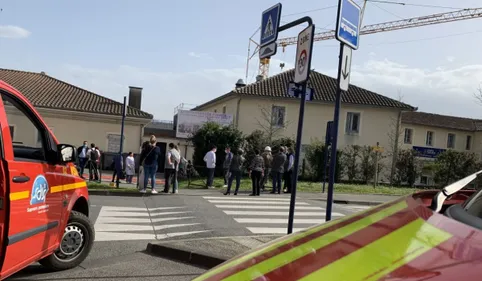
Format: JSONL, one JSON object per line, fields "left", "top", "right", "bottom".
{"left": 255, "top": 8, "right": 482, "bottom": 78}
{"left": 277, "top": 8, "right": 482, "bottom": 46}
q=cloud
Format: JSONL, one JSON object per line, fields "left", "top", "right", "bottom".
{"left": 53, "top": 64, "right": 244, "bottom": 120}
{"left": 0, "top": 25, "right": 31, "bottom": 39}
{"left": 446, "top": 56, "right": 455, "bottom": 63}
{"left": 188, "top": 52, "right": 212, "bottom": 59}
{"left": 50, "top": 55, "right": 482, "bottom": 121}
{"left": 344, "top": 58, "right": 482, "bottom": 118}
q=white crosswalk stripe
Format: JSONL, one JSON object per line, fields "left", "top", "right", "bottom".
{"left": 204, "top": 196, "right": 345, "bottom": 234}
{"left": 94, "top": 206, "right": 210, "bottom": 242}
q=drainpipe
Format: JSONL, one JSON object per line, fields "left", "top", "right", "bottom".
{"left": 235, "top": 97, "right": 242, "bottom": 128}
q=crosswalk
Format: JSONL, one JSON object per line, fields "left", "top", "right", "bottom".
{"left": 204, "top": 196, "right": 347, "bottom": 234}
{"left": 94, "top": 206, "right": 210, "bottom": 242}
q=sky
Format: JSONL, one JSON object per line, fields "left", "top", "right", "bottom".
{"left": 0, "top": 0, "right": 482, "bottom": 121}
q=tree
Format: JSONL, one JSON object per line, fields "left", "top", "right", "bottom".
{"left": 189, "top": 122, "right": 244, "bottom": 175}
{"left": 255, "top": 103, "right": 291, "bottom": 144}
{"left": 433, "top": 150, "right": 480, "bottom": 186}
{"left": 394, "top": 149, "right": 421, "bottom": 187}
{"left": 387, "top": 90, "right": 405, "bottom": 185}
{"left": 359, "top": 145, "right": 385, "bottom": 184}
{"left": 304, "top": 139, "right": 343, "bottom": 182}
{"left": 340, "top": 145, "right": 361, "bottom": 183}
{"left": 244, "top": 130, "right": 268, "bottom": 168}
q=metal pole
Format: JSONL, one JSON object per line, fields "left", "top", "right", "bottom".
{"left": 322, "top": 144, "right": 329, "bottom": 193}
{"left": 287, "top": 83, "right": 307, "bottom": 234}
{"left": 326, "top": 42, "right": 344, "bottom": 222}
{"left": 116, "top": 96, "right": 127, "bottom": 188}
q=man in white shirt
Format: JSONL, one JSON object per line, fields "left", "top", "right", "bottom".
{"left": 203, "top": 145, "right": 217, "bottom": 189}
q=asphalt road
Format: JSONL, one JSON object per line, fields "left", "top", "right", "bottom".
{"left": 9, "top": 191, "right": 372, "bottom": 280}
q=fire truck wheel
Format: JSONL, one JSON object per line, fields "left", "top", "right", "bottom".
{"left": 39, "top": 210, "right": 95, "bottom": 271}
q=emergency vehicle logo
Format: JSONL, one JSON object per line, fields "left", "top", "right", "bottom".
{"left": 30, "top": 175, "right": 49, "bottom": 205}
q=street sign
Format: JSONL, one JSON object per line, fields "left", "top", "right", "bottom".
{"left": 259, "top": 42, "right": 277, "bottom": 59}
{"left": 294, "top": 25, "right": 315, "bottom": 84}
{"left": 339, "top": 44, "right": 352, "bottom": 91}
{"left": 335, "top": 0, "right": 362, "bottom": 50}
{"left": 260, "top": 3, "right": 282, "bottom": 47}
{"left": 287, "top": 82, "right": 314, "bottom": 100}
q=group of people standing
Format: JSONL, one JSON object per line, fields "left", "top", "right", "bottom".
{"left": 138, "top": 135, "right": 184, "bottom": 194}
{"left": 77, "top": 141, "right": 102, "bottom": 181}
{"left": 218, "top": 145, "right": 295, "bottom": 196}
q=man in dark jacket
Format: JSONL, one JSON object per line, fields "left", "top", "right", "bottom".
{"left": 223, "top": 146, "right": 233, "bottom": 188}
{"left": 284, "top": 147, "right": 295, "bottom": 193}
{"left": 224, "top": 148, "right": 245, "bottom": 195}
{"left": 270, "top": 147, "right": 286, "bottom": 194}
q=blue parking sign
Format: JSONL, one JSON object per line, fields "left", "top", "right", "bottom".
{"left": 260, "top": 3, "right": 282, "bottom": 47}
{"left": 335, "top": 0, "right": 361, "bottom": 49}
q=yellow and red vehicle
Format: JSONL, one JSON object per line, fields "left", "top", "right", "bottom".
{"left": 195, "top": 171, "right": 482, "bottom": 280}
{"left": 0, "top": 81, "right": 94, "bottom": 280}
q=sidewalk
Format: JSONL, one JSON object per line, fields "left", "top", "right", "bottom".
{"left": 146, "top": 235, "right": 281, "bottom": 269}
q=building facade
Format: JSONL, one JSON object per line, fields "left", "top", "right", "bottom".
{"left": 401, "top": 111, "right": 482, "bottom": 186}
{"left": 192, "top": 69, "right": 416, "bottom": 183}
{"left": 0, "top": 68, "right": 154, "bottom": 168}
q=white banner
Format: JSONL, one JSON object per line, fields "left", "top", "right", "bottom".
{"left": 176, "top": 110, "right": 233, "bottom": 138}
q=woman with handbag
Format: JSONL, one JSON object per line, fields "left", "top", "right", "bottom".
{"left": 139, "top": 136, "right": 160, "bottom": 194}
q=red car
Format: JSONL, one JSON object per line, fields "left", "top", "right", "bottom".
{"left": 0, "top": 81, "right": 94, "bottom": 280}
{"left": 195, "top": 171, "right": 482, "bottom": 280}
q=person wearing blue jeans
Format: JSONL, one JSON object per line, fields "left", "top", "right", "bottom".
{"left": 139, "top": 135, "right": 161, "bottom": 194}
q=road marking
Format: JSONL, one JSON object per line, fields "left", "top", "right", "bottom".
{"left": 223, "top": 211, "right": 343, "bottom": 217}
{"left": 95, "top": 231, "right": 156, "bottom": 241}
{"left": 154, "top": 223, "right": 200, "bottom": 231}
{"left": 204, "top": 196, "right": 291, "bottom": 201}
{"left": 156, "top": 230, "right": 213, "bottom": 239}
{"left": 94, "top": 206, "right": 208, "bottom": 242}
{"left": 247, "top": 227, "right": 307, "bottom": 234}
{"left": 208, "top": 200, "right": 309, "bottom": 205}
{"left": 216, "top": 205, "right": 323, "bottom": 210}
{"left": 95, "top": 224, "right": 153, "bottom": 231}
{"left": 234, "top": 218, "right": 324, "bottom": 224}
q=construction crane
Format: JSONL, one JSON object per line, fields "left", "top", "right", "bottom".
{"left": 249, "top": 7, "right": 482, "bottom": 80}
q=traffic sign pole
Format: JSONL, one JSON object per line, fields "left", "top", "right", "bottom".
{"left": 326, "top": 42, "right": 345, "bottom": 221}
{"left": 287, "top": 24, "right": 315, "bottom": 235}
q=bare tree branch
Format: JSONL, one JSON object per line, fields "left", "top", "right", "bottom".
{"left": 254, "top": 101, "right": 291, "bottom": 143}
{"left": 388, "top": 90, "right": 405, "bottom": 185}
{"left": 474, "top": 84, "right": 482, "bottom": 105}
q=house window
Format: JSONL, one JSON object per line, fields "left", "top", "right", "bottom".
{"left": 345, "top": 112, "right": 360, "bottom": 134}
{"left": 466, "top": 135, "right": 472, "bottom": 150}
{"left": 447, "top": 133, "right": 455, "bottom": 149}
{"left": 404, "top": 128, "right": 413, "bottom": 144}
{"left": 420, "top": 176, "right": 429, "bottom": 185}
{"left": 9, "top": 125, "right": 14, "bottom": 140}
{"left": 426, "top": 131, "right": 434, "bottom": 146}
{"left": 222, "top": 106, "right": 226, "bottom": 114}
{"left": 271, "top": 106, "right": 286, "bottom": 127}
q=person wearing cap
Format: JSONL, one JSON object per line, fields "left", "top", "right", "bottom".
{"left": 224, "top": 148, "right": 245, "bottom": 195}
{"left": 260, "top": 146, "right": 273, "bottom": 191}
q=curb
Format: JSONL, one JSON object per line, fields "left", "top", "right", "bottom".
{"left": 146, "top": 242, "right": 226, "bottom": 269}
{"left": 87, "top": 190, "right": 149, "bottom": 197}
{"left": 317, "top": 198, "right": 383, "bottom": 206}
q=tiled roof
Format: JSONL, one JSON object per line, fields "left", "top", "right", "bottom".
{"left": 402, "top": 111, "right": 482, "bottom": 131}
{"left": 0, "top": 68, "right": 153, "bottom": 119}
{"left": 195, "top": 69, "right": 415, "bottom": 110}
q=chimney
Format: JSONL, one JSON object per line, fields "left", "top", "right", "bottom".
{"left": 256, "top": 75, "right": 264, "bottom": 82}
{"left": 128, "top": 86, "right": 142, "bottom": 110}
{"left": 40, "top": 71, "right": 46, "bottom": 75}
{"left": 235, "top": 78, "right": 246, "bottom": 89}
